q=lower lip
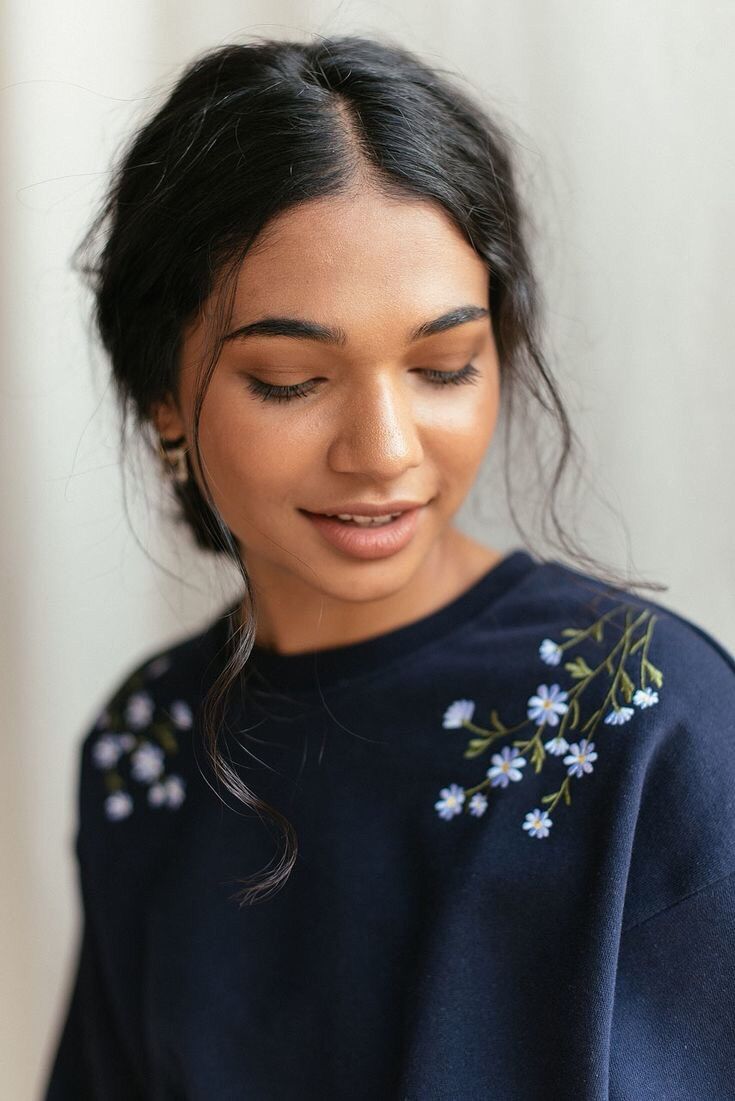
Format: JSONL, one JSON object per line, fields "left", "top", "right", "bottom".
{"left": 299, "top": 507, "right": 425, "bottom": 560}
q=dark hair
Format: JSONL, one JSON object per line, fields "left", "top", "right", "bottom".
{"left": 74, "top": 33, "right": 664, "bottom": 904}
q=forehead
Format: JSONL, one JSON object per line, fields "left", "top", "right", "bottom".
{"left": 228, "top": 189, "right": 489, "bottom": 335}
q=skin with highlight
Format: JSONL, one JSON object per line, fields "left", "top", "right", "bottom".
{"left": 153, "top": 186, "right": 503, "bottom": 655}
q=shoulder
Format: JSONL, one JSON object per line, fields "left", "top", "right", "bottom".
{"left": 74, "top": 606, "right": 232, "bottom": 856}
{"left": 524, "top": 554, "right": 735, "bottom": 693}
{"left": 525, "top": 556, "right": 735, "bottom": 924}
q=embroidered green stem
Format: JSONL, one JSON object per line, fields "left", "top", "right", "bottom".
{"left": 630, "top": 613, "right": 662, "bottom": 690}
{"left": 512, "top": 724, "right": 547, "bottom": 772}
{"left": 540, "top": 774, "right": 573, "bottom": 812}
{"left": 559, "top": 604, "right": 629, "bottom": 649}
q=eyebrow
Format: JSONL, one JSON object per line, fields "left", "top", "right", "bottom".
{"left": 222, "top": 304, "right": 490, "bottom": 346}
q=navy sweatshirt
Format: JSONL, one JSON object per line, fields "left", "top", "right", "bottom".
{"left": 43, "top": 549, "right": 735, "bottom": 1100}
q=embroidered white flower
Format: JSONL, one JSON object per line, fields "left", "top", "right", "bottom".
{"left": 92, "top": 733, "right": 124, "bottom": 769}
{"left": 539, "top": 639, "right": 562, "bottom": 666}
{"left": 527, "top": 684, "right": 569, "bottom": 727}
{"left": 604, "top": 706, "right": 634, "bottom": 726}
{"left": 105, "top": 791, "right": 133, "bottom": 820}
{"left": 486, "top": 746, "right": 527, "bottom": 788}
{"left": 544, "top": 735, "right": 570, "bottom": 757}
{"left": 522, "top": 808, "right": 553, "bottom": 838}
{"left": 468, "top": 792, "right": 488, "bottom": 817}
{"left": 125, "top": 691, "right": 155, "bottom": 730}
{"left": 435, "top": 783, "right": 465, "bottom": 819}
{"left": 130, "top": 741, "right": 165, "bottom": 783}
{"left": 633, "top": 687, "right": 659, "bottom": 709}
{"left": 442, "top": 699, "right": 476, "bottom": 729}
{"left": 563, "top": 739, "right": 598, "bottom": 778}
{"left": 148, "top": 774, "right": 187, "bottom": 809}
{"left": 169, "top": 700, "right": 193, "bottom": 729}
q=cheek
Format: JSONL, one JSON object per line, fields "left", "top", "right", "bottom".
{"left": 195, "top": 400, "right": 307, "bottom": 511}
{"left": 425, "top": 379, "right": 500, "bottom": 473}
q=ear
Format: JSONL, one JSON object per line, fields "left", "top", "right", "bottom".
{"left": 149, "top": 395, "right": 187, "bottom": 441}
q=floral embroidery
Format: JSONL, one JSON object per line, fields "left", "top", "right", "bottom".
{"left": 435, "top": 603, "right": 664, "bottom": 837}
{"left": 527, "top": 683, "right": 569, "bottom": 726}
{"left": 523, "top": 808, "right": 552, "bottom": 838}
{"left": 486, "top": 746, "right": 527, "bottom": 788}
{"left": 89, "top": 654, "right": 193, "bottom": 821}
{"left": 434, "top": 783, "right": 465, "bottom": 820}
{"left": 538, "top": 638, "right": 563, "bottom": 666}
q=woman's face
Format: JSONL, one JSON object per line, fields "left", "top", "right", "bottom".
{"left": 157, "top": 186, "right": 502, "bottom": 611}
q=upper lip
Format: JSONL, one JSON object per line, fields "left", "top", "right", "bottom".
{"left": 302, "top": 499, "right": 428, "bottom": 516}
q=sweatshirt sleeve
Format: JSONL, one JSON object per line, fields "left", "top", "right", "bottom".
{"left": 609, "top": 869, "right": 735, "bottom": 1101}
{"left": 42, "top": 740, "right": 147, "bottom": 1100}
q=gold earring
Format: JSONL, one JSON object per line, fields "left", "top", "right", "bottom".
{"left": 157, "top": 435, "right": 190, "bottom": 484}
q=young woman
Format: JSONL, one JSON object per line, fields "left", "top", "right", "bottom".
{"left": 44, "top": 35, "right": 735, "bottom": 1100}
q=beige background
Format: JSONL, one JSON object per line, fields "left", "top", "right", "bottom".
{"left": 1, "top": 2, "right": 733, "bottom": 1097}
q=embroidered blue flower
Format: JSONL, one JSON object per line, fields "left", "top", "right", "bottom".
{"left": 563, "top": 739, "right": 598, "bottom": 778}
{"left": 92, "top": 733, "right": 126, "bottom": 769}
{"left": 539, "top": 638, "right": 562, "bottom": 666}
{"left": 169, "top": 700, "right": 193, "bottom": 729}
{"left": 487, "top": 746, "right": 527, "bottom": 788}
{"left": 523, "top": 808, "right": 553, "bottom": 838}
{"left": 435, "top": 783, "right": 465, "bottom": 819}
{"left": 144, "top": 655, "right": 172, "bottom": 679}
{"left": 527, "top": 684, "right": 569, "bottom": 727}
{"left": 442, "top": 699, "right": 475, "bottom": 728}
{"left": 604, "top": 706, "right": 634, "bottom": 726}
{"left": 148, "top": 774, "right": 187, "bottom": 808}
{"left": 130, "top": 741, "right": 165, "bottom": 783}
{"left": 105, "top": 791, "right": 133, "bottom": 821}
{"left": 543, "top": 735, "right": 570, "bottom": 757}
{"left": 125, "top": 691, "right": 155, "bottom": 730}
{"left": 633, "top": 686, "right": 659, "bottom": 709}
{"left": 468, "top": 792, "right": 488, "bottom": 817}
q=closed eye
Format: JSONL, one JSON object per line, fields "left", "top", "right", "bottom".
{"left": 245, "top": 362, "right": 482, "bottom": 404}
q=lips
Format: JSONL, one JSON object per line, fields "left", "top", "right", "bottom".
{"left": 300, "top": 505, "right": 425, "bottom": 560}
{"left": 302, "top": 498, "right": 428, "bottom": 518}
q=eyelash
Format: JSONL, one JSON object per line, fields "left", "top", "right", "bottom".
{"left": 245, "top": 363, "right": 482, "bottom": 404}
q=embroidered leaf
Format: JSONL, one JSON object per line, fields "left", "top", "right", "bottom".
{"left": 531, "top": 739, "right": 545, "bottom": 772}
{"left": 620, "top": 668, "right": 635, "bottom": 704}
{"left": 592, "top": 620, "right": 605, "bottom": 643}
{"left": 643, "top": 659, "right": 664, "bottom": 688}
{"left": 489, "top": 709, "right": 507, "bottom": 734}
{"left": 563, "top": 782, "right": 572, "bottom": 806}
{"left": 152, "top": 724, "right": 178, "bottom": 754}
{"left": 568, "top": 697, "right": 580, "bottom": 730}
{"left": 565, "top": 656, "right": 592, "bottom": 680}
{"left": 464, "top": 738, "right": 491, "bottom": 759}
{"left": 561, "top": 628, "right": 582, "bottom": 639}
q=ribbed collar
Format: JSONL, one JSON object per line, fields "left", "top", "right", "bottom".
{"left": 209, "top": 548, "right": 537, "bottom": 695}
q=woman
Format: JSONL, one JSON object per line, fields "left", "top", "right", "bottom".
{"left": 44, "top": 35, "right": 735, "bottom": 1100}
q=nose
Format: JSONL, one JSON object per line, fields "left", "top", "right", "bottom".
{"left": 326, "top": 372, "right": 425, "bottom": 480}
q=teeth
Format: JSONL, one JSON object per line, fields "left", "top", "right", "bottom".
{"left": 324, "top": 512, "right": 402, "bottom": 526}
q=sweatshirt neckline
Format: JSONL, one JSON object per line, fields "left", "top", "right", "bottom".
{"left": 209, "top": 546, "right": 536, "bottom": 691}
{"left": 213, "top": 548, "right": 537, "bottom": 694}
